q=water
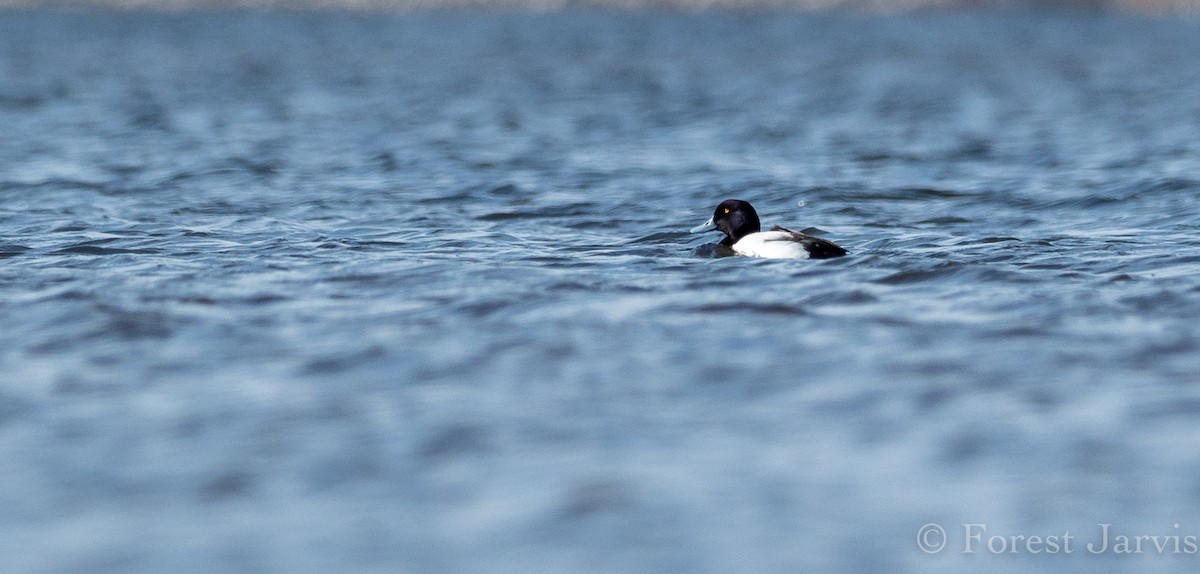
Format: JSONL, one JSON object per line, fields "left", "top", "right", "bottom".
{"left": 3, "top": 8, "right": 1200, "bottom": 573}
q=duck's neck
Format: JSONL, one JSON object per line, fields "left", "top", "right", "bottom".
{"left": 722, "top": 221, "right": 759, "bottom": 245}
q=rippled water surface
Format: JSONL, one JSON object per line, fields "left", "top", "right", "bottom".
{"left": 3, "top": 9, "right": 1200, "bottom": 573}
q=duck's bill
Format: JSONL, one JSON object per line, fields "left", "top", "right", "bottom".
{"left": 690, "top": 217, "right": 717, "bottom": 234}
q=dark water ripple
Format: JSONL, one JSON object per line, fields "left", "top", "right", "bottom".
{"left": 3, "top": 8, "right": 1200, "bottom": 574}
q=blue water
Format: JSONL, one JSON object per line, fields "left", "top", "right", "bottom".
{"left": 3, "top": 8, "right": 1200, "bottom": 573}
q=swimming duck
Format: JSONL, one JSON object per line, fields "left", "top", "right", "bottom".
{"left": 690, "top": 199, "right": 847, "bottom": 259}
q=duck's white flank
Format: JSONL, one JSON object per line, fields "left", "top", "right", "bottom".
{"left": 731, "top": 231, "right": 813, "bottom": 259}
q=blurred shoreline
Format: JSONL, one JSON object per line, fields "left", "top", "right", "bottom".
{"left": 1, "top": 0, "right": 1198, "bottom": 13}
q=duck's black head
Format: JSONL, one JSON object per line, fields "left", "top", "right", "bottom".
{"left": 690, "top": 199, "right": 762, "bottom": 246}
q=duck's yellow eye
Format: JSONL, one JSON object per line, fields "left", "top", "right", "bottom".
{"left": 723, "top": 208, "right": 730, "bottom": 214}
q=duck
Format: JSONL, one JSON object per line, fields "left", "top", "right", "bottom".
{"left": 690, "top": 199, "right": 847, "bottom": 259}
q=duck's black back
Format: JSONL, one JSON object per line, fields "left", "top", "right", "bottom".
{"left": 771, "top": 225, "right": 848, "bottom": 259}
